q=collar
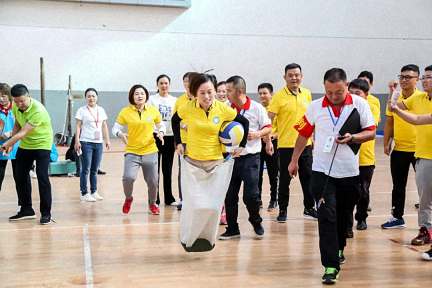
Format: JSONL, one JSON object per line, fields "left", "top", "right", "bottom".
{"left": 0, "top": 102, "right": 12, "bottom": 116}
{"left": 322, "top": 93, "right": 353, "bottom": 108}
{"left": 195, "top": 99, "right": 215, "bottom": 112}
{"left": 231, "top": 96, "right": 251, "bottom": 113}
{"left": 284, "top": 86, "right": 302, "bottom": 96}
{"left": 131, "top": 103, "right": 147, "bottom": 111}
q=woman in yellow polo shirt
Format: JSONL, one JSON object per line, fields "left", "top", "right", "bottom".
{"left": 171, "top": 73, "right": 248, "bottom": 252}
{"left": 112, "top": 84, "right": 165, "bottom": 215}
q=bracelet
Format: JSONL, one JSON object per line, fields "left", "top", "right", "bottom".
{"left": 350, "top": 135, "right": 355, "bottom": 143}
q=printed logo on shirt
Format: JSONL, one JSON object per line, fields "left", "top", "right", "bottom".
{"left": 212, "top": 116, "right": 220, "bottom": 124}
{"left": 158, "top": 105, "right": 172, "bottom": 121}
{"left": 146, "top": 117, "right": 153, "bottom": 122}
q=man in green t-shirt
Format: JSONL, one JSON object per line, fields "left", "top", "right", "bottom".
{"left": 1, "top": 84, "right": 53, "bottom": 224}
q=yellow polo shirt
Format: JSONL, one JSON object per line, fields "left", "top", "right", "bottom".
{"left": 263, "top": 105, "right": 278, "bottom": 137}
{"left": 177, "top": 100, "right": 237, "bottom": 161}
{"left": 174, "top": 93, "right": 192, "bottom": 143}
{"left": 386, "top": 90, "right": 424, "bottom": 152}
{"left": 268, "top": 86, "right": 312, "bottom": 148}
{"left": 359, "top": 95, "right": 381, "bottom": 166}
{"left": 116, "top": 104, "right": 162, "bottom": 155}
{"left": 403, "top": 92, "right": 432, "bottom": 159}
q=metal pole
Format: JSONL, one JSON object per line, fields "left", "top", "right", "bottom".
{"left": 40, "top": 57, "right": 45, "bottom": 105}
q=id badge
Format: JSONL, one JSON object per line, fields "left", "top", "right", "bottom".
{"left": 323, "top": 136, "right": 335, "bottom": 153}
{"left": 94, "top": 131, "right": 101, "bottom": 141}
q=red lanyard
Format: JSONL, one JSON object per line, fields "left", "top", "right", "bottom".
{"left": 87, "top": 106, "right": 99, "bottom": 128}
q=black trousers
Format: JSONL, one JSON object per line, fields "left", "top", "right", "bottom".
{"left": 278, "top": 146, "right": 314, "bottom": 211}
{"left": 258, "top": 139, "right": 278, "bottom": 202}
{"left": 390, "top": 150, "right": 416, "bottom": 219}
{"left": 0, "top": 159, "right": 18, "bottom": 202}
{"left": 225, "top": 153, "right": 262, "bottom": 232}
{"left": 311, "top": 171, "right": 360, "bottom": 270}
{"left": 154, "top": 135, "right": 176, "bottom": 205}
{"left": 347, "top": 165, "right": 375, "bottom": 228}
{"left": 15, "top": 148, "right": 52, "bottom": 217}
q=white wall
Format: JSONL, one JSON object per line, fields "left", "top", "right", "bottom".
{"left": 1, "top": 0, "right": 432, "bottom": 93}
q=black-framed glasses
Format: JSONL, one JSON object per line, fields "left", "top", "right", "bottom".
{"left": 420, "top": 75, "right": 432, "bottom": 81}
{"left": 398, "top": 75, "right": 418, "bottom": 81}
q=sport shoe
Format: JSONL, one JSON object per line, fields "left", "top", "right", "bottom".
{"left": 80, "top": 193, "right": 96, "bottom": 202}
{"left": 346, "top": 229, "right": 354, "bottom": 239}
{"left": 339, "top": 250, "right": 346, "bottom": 264}
{"left": 149, "top": 203, "right": 160, "bottom": 215}
{"left": 91, "top": 192, "right": 104, "bottom": 200}
{"left": 422, "top": 246, "right": 432, "bottom": 261}
{"left": 303, "top": 208, "right": 318, "bottom": 220}
{"left": 411, "top": 227, "right": 431, "bottom": 246}
{"left": 40, "top": 215, "right": 52, "bottom": 225}
{"left": 219, "top": 229, "right": 240, "bottom": 240}
{"left": 177, "top": 202, "right": 182, "bottom": 211}
{"left": 122, "top": 197, "right": 133, "bottom": 214}
{"left": 356, "top": 220, "right": 367, "bottom": 230}
{"left": 9, "top": 211, "right": 36, "bottom": 221}
{"left": 367, "top": 206, "right": 372, "bottom": 212}
{"left": 253, "top": 223, "right": 264, "bottom": 239}
{"left": 267, "top": 200, "right": 278, "bottom": 211}
{"left": 29, "top": 169, "right": 37, "bottom": 179}
{"left": 415, "top": 203, "right": 420, "bottom": 209}
{"left": 167, "top": 201, "right": 178, "bottom": 206}
{"left": 381, "top": 217, "right": 406, "bottom": 229}
{"left": 277, "top": 210, "right": 287, "bottom": 223}
{"left": 322, "top": 267, "right": 339, "bottom": 285}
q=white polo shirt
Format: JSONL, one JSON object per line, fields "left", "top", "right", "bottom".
{"left": 75, "top": 105, "right": 108, "bottom": 143}
{"left": 232, "top": 97, "right": 271, "bottom": 155}
{"left": 295, "top": 94, "right": 375, "bottom": 178}
{"left": 148, "top": 93, "right": 177, "bottom": 136}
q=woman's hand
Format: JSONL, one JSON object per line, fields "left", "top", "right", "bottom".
{"left": 176, "top": 144, "right": 184, "bottom": 155}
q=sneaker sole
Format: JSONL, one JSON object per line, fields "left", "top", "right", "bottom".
{"left": 277, "top": 219, "right": 287, "bottom": 223}
{"left": 219, "top": 235, "right": 241, "bottom": 240}
{"left": 9, "top": 215, "right": 36, "bottom": 221}
{"left": 40, "top": 221, "right": 52, "bottom": 225}
{"left": 255, "top": 234, "right": 264, "bottom": 240}
{"left": 381, "top": 224, "right": 406, "bottom": 229}
{"left": 422, "top": 253, "right": 432, "bottom": 261}
{"left": 303, "top": 214, "right": 318, "bottom": 221}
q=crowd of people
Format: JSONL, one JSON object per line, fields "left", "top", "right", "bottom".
{"left": 1, "top": 63, "right": 431, "bottom": 285}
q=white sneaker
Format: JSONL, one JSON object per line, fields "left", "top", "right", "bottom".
{"left": 92, "top": 192, "right": 104, "bottom": 200}
{"left": 29, "top": 170, "right": 37, "bottom": 179}
{"left": 80, "top": 193, "right": 96, "bottom": 202}
{"left": 168, "top": 201, "right": 178, "bottom": 206}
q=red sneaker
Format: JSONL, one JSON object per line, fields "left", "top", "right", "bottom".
{"left": 149, "top": 204, "right": 160, "bottom": 215}
{"left": 122, "top": 197, "right": 133, "bottom": 214}
{"left": 411, "top": 226, "right": 431, "bottom": 246}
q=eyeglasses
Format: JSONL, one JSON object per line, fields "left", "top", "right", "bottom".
{"left": 286, "top": 73, "right": 302, "bottom": 79}
{"left": 420, "top": 76, "right": 432, "bottom": 81}
{"left": 398, "top": 75, "right": 418, "bottom": 81}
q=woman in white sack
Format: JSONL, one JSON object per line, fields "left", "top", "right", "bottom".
{"left": 171, "top": 73, "right": 249, "bottom": 252}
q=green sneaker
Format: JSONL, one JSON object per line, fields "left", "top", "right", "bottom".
{"left": 322, "top": 267, "right": 340, "bottom": 285}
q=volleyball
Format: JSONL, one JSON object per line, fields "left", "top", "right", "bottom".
{"left": 219, "top": 121, "right": 244, "bottom": 147}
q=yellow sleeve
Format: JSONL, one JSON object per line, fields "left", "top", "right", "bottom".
{"left": 153, "top": 107, "right": 162, "bottom": 124}
{"left": 385, "top": 105, "right": 393, "bottom": 117}
{"left": 116, "top": 108, "right": 127, "bottom": 125}
{"left": 267, "top": 94, "right": 280, "bottom": 114}
{"left": 223, "top": 104, "right": 237, "bottom": 121}
{"left": 177, "top": 101, "right": 188, "bottom": 120}
{"left": 173, "top": 94, "right": 184, "bottom": 114}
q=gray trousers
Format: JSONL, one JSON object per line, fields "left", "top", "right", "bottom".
{"left": 416, "top": 158, "right": 432, "bottom": 229}
{"left": 123, "top": 153, "right": 158, "bottom": 204}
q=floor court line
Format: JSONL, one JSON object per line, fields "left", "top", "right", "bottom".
{"left": 83, "top": 224, "right": 94, "bottom": 288}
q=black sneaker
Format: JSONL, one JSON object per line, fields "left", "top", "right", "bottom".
{"left": 303, "top": 208, "right": 318, "bottom": 220}
{"left": 177, "top": 202, "right": 182, "bottom": 211}
{"left": 339, "top": 250, "right": 346, "bottom": 264}
{"left": 40, "top": 215, "right": 52, "bottom": 225}
{"left": 356, "top": 220, "right": 367, "bottom": 230}
{"left": 259, "top": 200, "right": 263, "bottom": 209}
{"left": 277, "top": 210, "right": 287, "bottom": 223}
{"left": 9, "top": 211, "right": 36, "bottom": 221}
{"left": 253, "top": 223, "right": 264, "bottom": 239}
{"left": 415, "top": 203, "right": 420, "bottom": 209}
{"left": 267, "top": 200, "right": 278, "bottom": 211}
{"left": 346, "top": 229, "right": 354, "bottom": 238}
{"left": 367, "top": 206, "right": 372, "bottom": 212}
{"left": 97, "top": 169, "right": 106, "bottom": 175}
{"left": 322, "top": 267, "right": 340, "bottom": 285}
{"left": 219, "top": 229, "right": 240, "bottom": 240}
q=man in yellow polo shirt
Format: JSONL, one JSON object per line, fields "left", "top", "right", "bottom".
{"left": 1, "top": 84, "right": 53, "bottom": 225}
{"left": 348, "top": 79, "right": 381, "bottom": 232}
{"left": 382, "top": 64, "right": 425, "bottom": 229}
{"left": 268, "top": 63, "right": 316, "bottom": 222}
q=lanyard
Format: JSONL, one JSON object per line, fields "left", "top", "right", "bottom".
{"left": 87, "top": 106, "right": 99, "bottom": 128}
{"left": 327, "top": 106, "right": 344, "bottom": 131}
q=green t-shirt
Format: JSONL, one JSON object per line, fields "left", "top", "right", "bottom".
{"left": 13, "top": 98, "right": 53, "bottom": 150}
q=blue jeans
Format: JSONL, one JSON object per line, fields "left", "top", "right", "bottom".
{"left": 80, "top": 141, "right": 103, "bottom": 195}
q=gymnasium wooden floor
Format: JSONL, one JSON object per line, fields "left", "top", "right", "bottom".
{"left": 0, "top": 138, "right": 430, "bottom": 287}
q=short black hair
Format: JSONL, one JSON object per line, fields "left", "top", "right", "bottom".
{"left": 401, "top": 64, "right": 420, "bottom": 75}
{"left": 348, "top": 78, "right": 370, "bottom": 94}
{"left": 128, "top": 84, "right": 149, "bottom": 105}
{"left": 425, "top": 65, "right": 432, "bottom": 72}
{"left": 357, "top": 71, "right": 374, "bottom": 85}
{"left": 11, "top": 84, "right": 29, "bottom": 97}
{"left": 324, "top": 68, "right": 347, "bottom": 83}
{"left": 183, "top": 72, "right": 194, "bottom": 80}
{"left": 285, "top": 63, "right": 302, "bottom": 74}
{"left": 226, "top": 75, "right": 246, "bottom": 93}
{"left": 84, "top": 88, "right": 98, "bottom": 97}
{"left": 189, "top": 74, "right": 217, "bottom": 97}
{"left": 157, "top": 74, "right": 171, "bottom": 84}
{"left": 257, "top": 83, "right": 273, "bottom": 94}
{"left": 217, "top": 81, "right": 226, "bottom": 88}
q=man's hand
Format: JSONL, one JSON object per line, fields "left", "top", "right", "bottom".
{"left": 176, "top": 144, "right": 184, "bottom": 155}
{"left": 231, "top": 147, "right": 244, "bottom": 158}
{"left": 247, "top": 131, "right": 261, "bottom": 141}
{"left": 384, "top": 140, "right": 392, "bottom": 156}
{"left": 157, "top": 132, "right": 165, "bottom": 146}
{"left": 265, "top": 141, "right": 274, "bottom": 156}
{"left": 336, "top": 133, "right": 353, "bottom": 144}
{"left": 288, "top": 160, "right": 299, "bottom": 178}
{"left": 105, "top": 141, "right": 111, "bottom": 150}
